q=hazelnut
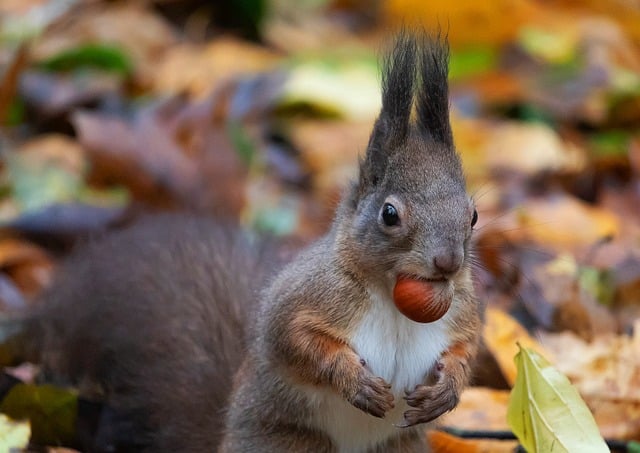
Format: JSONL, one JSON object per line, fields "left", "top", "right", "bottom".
{"left": 393, "top": 276, "right": 450, "bottom": 323}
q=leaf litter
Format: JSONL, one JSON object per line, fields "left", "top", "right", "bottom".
{"left": 0, "top": 0, "right": 639, "bottom": 451}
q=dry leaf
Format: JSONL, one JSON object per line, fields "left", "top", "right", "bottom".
{"left": 428, "top": 430, "right": 517, "bottom": 453}
{"left": 383, "top": 0, "right": 540, "bottom": 46}
{"left": 484, "top": 122, "right": 586, "bottom": 175}
{"left": 152, "top": 38, "right": 281, "bottom": 99}
{"left": 505, "top": 194, "right": 620, "bottom": 252}
{"left": 0, "top": 237, "right": 52, "bottom": 298}
{"left": 540, "top": 328, "right": 640, "bottom": 439}
{"left": 286, "top": 119, "right": 371, "bottom": 197}
{"left": 32, "top": 2, "right": 177, "bottom": 88}
{"left": 72, "top": 95, "right": 248, "bottom": 215}
{"left": 483, "top": 307, "right": 551, "bottom": 386}
{"left": 0, "top": 413, "right": 30, "bottom": 452}
{"left": 440, "top": 387, "right": 511, "bottom": 432}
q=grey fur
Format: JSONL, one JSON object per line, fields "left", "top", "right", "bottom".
{"left": 221, "top": 31, "right": 480, "bottom": 452}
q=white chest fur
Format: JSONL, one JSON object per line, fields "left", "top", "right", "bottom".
{"left": 309, "top": 289, "right": 451, "bottom": 452}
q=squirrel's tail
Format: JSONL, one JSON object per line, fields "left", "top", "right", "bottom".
{"left": 22, "top": 214, "right": 283, "bottom": 452}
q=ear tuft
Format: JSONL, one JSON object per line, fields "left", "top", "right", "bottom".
{"left": 416, "top": 31, "right": 453, "bottom": 146}
{"left": 377, "top": 31, "right": 418, "bottom": 148}
{"left": 361, "top": 31, "right": 417, "bottom": 190}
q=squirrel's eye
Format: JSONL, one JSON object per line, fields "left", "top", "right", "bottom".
{"left": 471, "top": 209, "right": 478, "bottom": 227}
{"left": 382, "top": 203, "right": 400, "bottom": 226}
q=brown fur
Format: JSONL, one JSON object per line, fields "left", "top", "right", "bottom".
{"left": 28, "top": 214, "right": 279, "bottom": 451}
{"left": 220, "top": 31, "right": 483, "bottom": 452}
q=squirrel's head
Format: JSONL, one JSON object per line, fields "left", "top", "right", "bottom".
{"left": 340, "top": 31, "right": 476, "bottom": 298}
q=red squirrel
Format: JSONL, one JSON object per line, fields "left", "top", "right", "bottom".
{"left": 219, "top": 31, "right": 481, "bottom": 452}
{"left": 27, "top": 31, "right": 482, "bottom": 452}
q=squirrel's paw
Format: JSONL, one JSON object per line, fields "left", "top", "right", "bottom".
{"left": 396, "top": 367, "right": 459, "bottom": 427}
{"left": 349, "top": 368, "right": 394, "bottom": 418}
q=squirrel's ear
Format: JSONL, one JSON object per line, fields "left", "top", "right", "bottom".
{"left": 360, "top": 32, "right": 417, "bottom": 189}
{"left": 416, "top": 33, "right": 453, "bottom": 146}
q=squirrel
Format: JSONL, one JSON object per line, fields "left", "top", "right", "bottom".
{"left": 24, "top": 30, "right": 482, "bottom": 452}
{"left": 219, "top": 31, "right": 481, "bottom": 452}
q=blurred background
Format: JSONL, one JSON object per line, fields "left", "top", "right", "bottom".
{"left": 0, "top": 0, "right": 639, "bottom": 449}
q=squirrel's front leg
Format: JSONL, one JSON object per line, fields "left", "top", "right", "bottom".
{"left": 399, "top": 339, "right": 477, "bottom": 427}
{"left": 276, "top": 309, "right": 395, "bottom": 418}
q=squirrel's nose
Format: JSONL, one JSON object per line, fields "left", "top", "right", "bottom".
{"left": 433, "top": 249, "right": 463, "bottom": 277}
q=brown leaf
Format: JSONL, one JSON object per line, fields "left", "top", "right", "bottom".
{"left": 0, "top": 238, "right": 53, "bottom": 300}
{"left": 519, "top": 253, "right": 617, "bottom": 340}
{"left": 483, "top": 122, "right": 586, "bottom": 175}
{"left": 440, "top": 387, "right": 511, "bottom": 432}
{"left": 73, "top": 94, "right": 248, "bottom": 216}
{"left": 152, "top": 38, "right": 281, "bottom": 99}
{"left": 287, "top": 119, "right": 370, "bottom": 198}
{"left": 504, "top": 193, "right": 620, "bottom": 252}
{"left": 482, "top": 307, "right": 552, "bottom": 386}
{"left": 32, "top": 2, "right": 177, "bottom": 89}
{"left": 0, "top": 43, "right": 28, "bottom": 125}
{"left": 540, "top": 328, "right": 640, "bottom": 439}
{"left": 19, "top": 70, "right": 122, "bottom": 120}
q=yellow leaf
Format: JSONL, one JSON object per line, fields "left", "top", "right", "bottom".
{"left": 507, "top": 345, "right": 609, "bottom": 453}
{"left": 483, "top": 308, "right": 551, "bottom": 386}
{"left": 0, "top": 413, "right": 30, "bottom": 451}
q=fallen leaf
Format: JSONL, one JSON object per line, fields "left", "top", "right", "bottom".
{"left": 285, "top": 119, "right": 370, "bottom": 197}
{"left": 483, "top": 307, "right": 552, "bottom": 386}
{"left": 152, "top": 38, "right": 281, "bottom": 99}
{"left": 32, "top": 2, "right": 177, "bottom": 88}
{"left": 0, "top": 383, "right": 77, "bottom": 447}
{"left": 19, "top": 69, "right": 123, "bottom": 119}
{"left": 278, "top": 56, "right": 380, "bottom": 120}
{"left": 383, "top": 0, "right": 540, "bottom": 47}
{"left": 511, "top": 193, "right": 620, "bottom": 252}
{"left": 1, "top": 202, "right": 127, "bottom": 250}
{"left": 72, "top": 94, "right": 248, "bottom": 215}
{"left": 0, "top": 413, "right": 30, "bottom": 451}
{"left": 518, "top": 253, "right": 617, "bottom": 340}
{"left": 441, "top": 387, "right": 511, "bottom": 432}
{"left": 0, "top": 237, "right": 52, "bottom": 299}
{"left": 0, "top": 237, "right": 49, "bottom": 270}
{"left": 507, "top": 345, "right": 608, "bottom": 453}
{"left": 0, "top": 43, "right": 28, "bottom": 126}
{"left": 0, "top": 134, "right": 126, "bottom": 223}
{"left": 539, "top": 328, "right": 640, "bottom": 436}
{"left": 38, "top": 43, "right": 132, "bottom": 75}
{"left": 428, "top": 429, "right": 517, "bottom": 453}
{"left": 484, "top": 122, "right": 586, "bottom": 175}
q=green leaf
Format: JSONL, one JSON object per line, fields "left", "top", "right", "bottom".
{"left": 38, "top": 44, "right": 133, "bottom": 75}
{"left": 227, "top": 121, "right": 257, "bottom": 166}
{"left": 449, "top": 47, "right": 498, "bottom": 80}
{"left": 8, "top": 157, "right": 84, "bottom": 212}
{"left": 252, "top": 203, "right": 298, "bottom": 236}
{"left": 0, "top": 384, "right": 77, "bottom": 446}
{"left": 507, "top": 345, "right": 609, "bottom": 453}
{"left": 588, "top": 131, "right": 630, "bottom": 158}
{"left": 518, "top": 26, "right": 578, "bottom": 64}
{"left": 578, "top": 266, "right": 615, "bottom": 307}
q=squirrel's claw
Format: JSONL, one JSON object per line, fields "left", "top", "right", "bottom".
{"left": 350, "top": 371, "right": 395, "bottom": 418}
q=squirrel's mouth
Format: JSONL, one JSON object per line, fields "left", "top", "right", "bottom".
{"left": 398, "top": 273, "right": 448, "bottom": 284}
